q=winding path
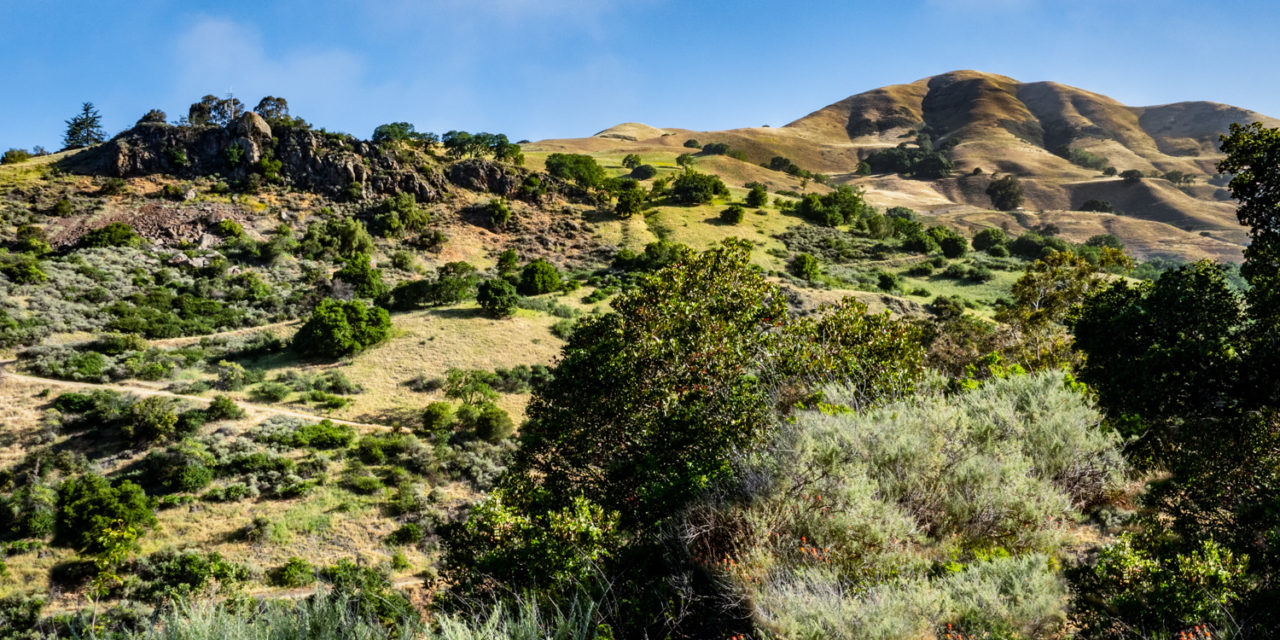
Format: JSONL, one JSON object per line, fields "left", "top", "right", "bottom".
{"left": 0, "top": 363, "right": 388, "bottom": 430}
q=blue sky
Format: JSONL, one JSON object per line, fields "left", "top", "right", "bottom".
{"left": 3, "top": 0, "right": 1279, "bottom": 150}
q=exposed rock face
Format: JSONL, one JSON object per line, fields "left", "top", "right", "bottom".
{"left": 445, "top": 158, "right": 528, "bottom": 196}
{"left": 67, "top": 118, "right": 450, "bottom": 202}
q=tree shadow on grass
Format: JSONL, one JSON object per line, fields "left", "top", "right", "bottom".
{"left": 426, "top": 307, "right": 487, "bottom": 320}
{"left": 351, "top": 406, "right": 422, "bottom": 430}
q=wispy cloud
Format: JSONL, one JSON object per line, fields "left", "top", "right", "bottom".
{"left": 169, "top": 17, "right": 370, "bottom": 121}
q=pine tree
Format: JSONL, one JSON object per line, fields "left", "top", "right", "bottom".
{"left": 63, "top": 102, "right": 106, "bottom": 149}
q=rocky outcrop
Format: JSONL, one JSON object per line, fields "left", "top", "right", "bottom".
{"left": 64, "top": 114, "right": 450, "bottom": 202}
{"left": 445, "top": 158, "right": 529, "bottom": 196}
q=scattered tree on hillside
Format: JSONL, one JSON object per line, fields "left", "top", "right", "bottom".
{"left": 615, "top": 182, "right": 646, "bottom": 218}
{"left": 1080, "top": 199, "right": 1114, "bottom": 213}
{"left": 669, "top": 170, "right": 728, "bottom": 205}
{"left": 477, "top": 279, "right": 518, "bottom": 318}
{"left": 972, "top": 228, "right": 1008, "bottom": 253}
{"left": 720, "top": 203, "right": 745, "bottom": 224}
{"left": 1120, "top": 169, "right": 1144, "bottom": 185}
{"left": 745, "top": 182, "right": 768, "bottom": 208}
{"left": 986, "top": 175, "right": 1025, "bottom": 210}
{"left": 621, "top": 153, "right": 642, "bottom": 169}
{"left": 63, "top": 102, "right": 106, "bottom": 149}
{"left": 544, "top": 153, "right": 605, "bottom": 189}
{"left": 293, "top": 298, "right": 390, "bottom": 359}
{"left": 518, "top": 259, "right": 561, "bottom": 296}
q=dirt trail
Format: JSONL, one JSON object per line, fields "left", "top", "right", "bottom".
{"left": 0, "top": 365, "right": 388, "bottom": 430}
{"left": 150, "top": 320, "right": 301, "bottom": 348}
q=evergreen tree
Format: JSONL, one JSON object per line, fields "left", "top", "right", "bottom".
{"left": 63, "top": 102, "right": 106, "bottom": 149}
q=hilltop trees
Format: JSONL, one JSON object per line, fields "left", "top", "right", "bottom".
{"left": 253, "top": 96, "right": 290, "bottom": 124}
{"left": 544, "top": 153, "right": 606, "bottom": 189}
{"left": 63, "top": 102, "right": 106, "bottom": 149}
{"left": 441, "top": 131, "right": 522, "bottom": 163}
{"left": 187, "top": 94, "right": 243, "bottom": 127}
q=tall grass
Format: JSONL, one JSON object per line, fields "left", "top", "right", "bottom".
{"left": 64, "top": 591, "right": 607, "bottom": 640}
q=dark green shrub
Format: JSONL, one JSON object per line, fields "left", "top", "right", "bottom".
{"left": 972, "top": 228, "right": 1007, "bottom": 253}
{"left": 121, "top": 396, "right": 181, "bottom": 444}
{"left": 80, "top": 222, "right": 144, "bottom": 248}
{"left": 487, "top": 198, "right": 512, "bottom": 229}
{"left": 321, "top": 558, "right": 418, "bottom": 629}
{"left": 0, "top": 594, "right": 46, "bottom": 637}
{"left": 334, "top": 253, "right": 386, "bottom": 299}
{"left": 206, "top": 395, "right": 245, "bottom": 421}
{"left": 385, "top": 523, "right": 424, "bottom": 546}
{"left": 789, "top": 253, "right": 820, "bottom": 281}
{"left": 371, "top": 193, "right": 429, "bottom": 237}
{"left": 307, "top": 390, "right": 349, "bottom": 410}
{"left": 877, "top": 271, "right": 899, "bottom": 291}
{"left": 133, "top": 549, "right": 246, "bottom": 599}
{"left": 477, "top": 279, "right": 518, "bottom": 318}
{"left": 421, "top": 402, "right": 456, "bottom": 434}
{"left": 518, "top": 259, "right": 561, "bottom": 296}
{"left": 268, "top": 556, "right": 317, "bottom": 588}
{"left": 54, "top": 474, "right": 156, "bottom": 553}
{"left": 1080, "top": 199, "right": 1114, "bottom": 213}
{"left": 937, "top": 233, "right": 969, "bottom": 259}
{"left": 390, "top": 250, "right": 417, "bottom": 272}
{"left": 1120, "top": 169, "right": 1144, "bottom": 185}
{"left": 473, "top": 403, "right": 514, "bottom": 442}
{"left": 669, "top": 170, "right": 728, "bottom": 205}
{"left": 967, "top": 266, "right": 994, "bottom": 283}
{"left": 683, "top": 139, "right": 701, "bottom": 149}
{"left": 301, "top": 218, "right": 375, "bottom": 261}
{"left": 1, "top": 483, "right": 56, "bottom": 540}
{"left": 720, "top": 203, "right": 745, "bottom": 224}
{"left": 52, "top": 197, "right": 73, "bottom": 216}
{"left": 544, "top": 154, "right": 605, "bottom": 188}
{"left": 630, "top": 164, "right": 657, "bottom": 180}
{"left": 251, "top": 382, "right": 291, "bottom": 403}
{"left": 139, "top": 441, "right": 216, "bottom": 494}
{"left": 1071, "top": 535, "right": 1248, "bottom": 633}
{"left": 294, "top": 299, "right": 391, "bottom": 359}
{"left": 745, "top": 182, "right": 768, "bottom": 208}
{"left": 287, "top": 420, "right": 355, "bottom": 449}
{"left": 1010, "top": 232, "right": 1048, "bottom": 260}
{"left": 215, "top": 219, "right": 245, "bottom": 238}
{"left": 1, "top": 148, "right": 33, "bottom": 164}
{"left": 905, "top": 263, "right": 935, "bottom": 277}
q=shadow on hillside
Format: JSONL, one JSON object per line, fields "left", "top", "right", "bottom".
{"left": 427, "top": 307, "right": 487, "bottom": 320}
{"left": 351, "top": 406, "right": 422, "bottom": 430}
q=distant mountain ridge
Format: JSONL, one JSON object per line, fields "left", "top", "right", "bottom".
{"left": 783, "top": 70, "right": 1278, "bottom": 177}
{"left": 534, "top": 70, "right": 1278, "bottom": 262}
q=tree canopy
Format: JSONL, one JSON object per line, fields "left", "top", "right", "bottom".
{"left": 63, "top": 102, "right": 106, "bottom": 149}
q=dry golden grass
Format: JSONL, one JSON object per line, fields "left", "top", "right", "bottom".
{"left": 226, "top": 302, "right": 568, "bottom": 427}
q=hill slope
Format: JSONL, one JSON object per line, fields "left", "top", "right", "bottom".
{"left": 532, "top": 70, "right": 1275, "bottom": 261}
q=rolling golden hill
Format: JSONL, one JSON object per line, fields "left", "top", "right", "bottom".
{"left": 529, "top": 70, "right": 1278, "bottom": 262}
